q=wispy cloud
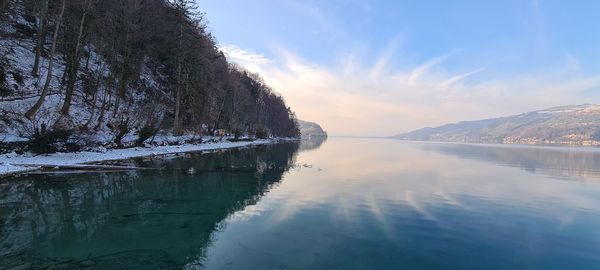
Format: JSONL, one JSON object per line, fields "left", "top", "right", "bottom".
{"left": 407, "top": 53, "right": 452, "bottom": 86}
{"left": 438, "top": 68, "right": 483, "bottom": 90}
{"left": 219, "top": 44, "right": 272, "bottom": 72}
{"left": 221, "top": 44, "right": 600, "bottom": 136}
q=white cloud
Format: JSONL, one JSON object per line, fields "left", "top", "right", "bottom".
{"left": 219, "top": 44, "right": 271, "bottom": 72}
{"left": 220, "top": 44, "right": 600, "bottom": 136}
{"left": 407, "top": 53, "right": 451, "bottom": 86}
{"left": 438, "top": 68, "right": 483, "bottom": 90}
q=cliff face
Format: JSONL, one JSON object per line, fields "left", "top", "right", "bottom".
{"left": 392, "top": 104, "right": 600, "bottom": 146}
{"left": 298, "top": 120, "right": 327, "bottom": 138}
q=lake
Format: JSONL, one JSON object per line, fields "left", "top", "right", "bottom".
{"left": 2, "top": 138, "right": 600, "bottom": 269}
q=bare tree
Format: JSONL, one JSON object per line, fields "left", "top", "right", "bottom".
{"left": 13, "top": 0, "right": 300, "bottom": 138}
{"left": 172, "top": 0, "right": 197, "bottom": 136}
{"left": 25, "top": 0, "right": 66, "bottom": 119}
{"left": 60, "top": 0, "right": 90, "bottom": 116}
{"left": 31, "top": 0, "right": 48, "bottom": 77}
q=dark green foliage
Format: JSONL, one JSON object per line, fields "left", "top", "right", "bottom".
{"left": 0, "top": 65, "right": 8, "bottom": 96}
{"left": 233, "top": 129, "right": 243, "bottom": 140}
{"left": 0, "top": 141, "right": 26, "bottom": 154}
{"left": 64, "top": 142, "right": 81, "bottom": 152}
{"left": 11, "top": 71, "right": 23, "bottom": 85}
{"left": 0, "top": 65, "right": 5, "bottom": 86}
{"left": 28, "top": 127, "right": 73, "bottom": 154}
{"left": 136, "top": 126, "right": 157, "bottom": 146}
{"left": 255, "top": 126, "right": 268, "bottom": 139}
{"left": 14, "top": 21, "right": 36, "bottom": 37}
{"left": 228, "top": 137, "right": 254, "bottom": 142}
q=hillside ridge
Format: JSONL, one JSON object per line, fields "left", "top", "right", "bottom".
{"left": 392, "top": 104, "right": 600, "bottom": 146}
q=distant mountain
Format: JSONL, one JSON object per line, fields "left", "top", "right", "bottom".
{"left": 298, "top": 120, "right": 327, "bottom": 138}
{"left": 391, "top": 104, "right": 600, "bottom": 146}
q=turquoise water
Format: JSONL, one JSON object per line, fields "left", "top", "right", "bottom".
{"left": 2, "top": 138, "right": 600, "bottom": 269}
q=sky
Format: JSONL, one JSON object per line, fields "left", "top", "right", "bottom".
{"left": 195, "top": 0, "right": 600, "bottom": 136}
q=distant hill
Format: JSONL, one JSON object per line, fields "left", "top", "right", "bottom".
{"left": 298, "top": 120, "right": 327, "bottom": 138}
{"left": 391, "top": 104, "right": 600, "bottom": 146}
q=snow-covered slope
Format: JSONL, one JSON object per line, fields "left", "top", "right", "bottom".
{"left": 0, "top": 7, "right": 171, "bottom": 145}
{"left": 392, "top": 104, "right": 600, "bottom": 146}
{"left": 1, "top": 1, "right": 300, "bottom": 154}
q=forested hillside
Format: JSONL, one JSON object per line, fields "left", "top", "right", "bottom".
{"left": 392, "top": 104, "right": 600, "bottom": 146}
{"left": 298, "top": 120, "right": 327, "bottom": 138}
{"left": 0, "top": 0, "right": 299, "bottom": 150}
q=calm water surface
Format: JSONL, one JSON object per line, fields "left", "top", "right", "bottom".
{"left": 2, "top": 138, "right": 600, "bottom": 269}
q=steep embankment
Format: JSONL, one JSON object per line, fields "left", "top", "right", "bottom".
{"left": 0, "top": 0, "right": 299, "bottom": 154}
{"left": 392, "top": 104, "right": 600, "bottom": 146}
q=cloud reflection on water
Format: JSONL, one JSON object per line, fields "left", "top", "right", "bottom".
{"left": 198, "top": 139, "right": 600, "bottom": 270}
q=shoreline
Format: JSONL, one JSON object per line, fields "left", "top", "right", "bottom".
{"left": 391, "top": 139, "right": 600, "bottom": 152}
{"left": 0, "top": 139, "right": 284, "bottom": 177}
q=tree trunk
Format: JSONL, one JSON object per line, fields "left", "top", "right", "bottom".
{"left": 60, "top": 0, "right": 88, "bottom": 116}
{"left": 174, "top": 84, "right": 181, "bottom": 135}
{"left": 25, "top": 0, "right": 65, "bottom": 119}
{"left": 94, "top": 89, "right": 109, "bottom": 131}
{"left": 83, "top": 71, "right": 102, "bottom": 128}
{"left": 228, "top": 89, "right": 235, "bottom": 131}
{"left": 173, "top": 13, "right": 184, "bottom": 136}
{"left": 83, "top": 89, "right": 96, "bottom": 128}
{"left": 112, "top": 78, "right": 125, "bottom": 117}
{"left": 32, "top": 0, "right": 48, "bottom": 77}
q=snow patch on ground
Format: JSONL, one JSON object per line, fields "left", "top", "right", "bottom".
{"left": 0, "top": 139, "right": 275, "bottom": 176}
{"left": 0, "top": 163, "right": 31, "bottom": 175}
